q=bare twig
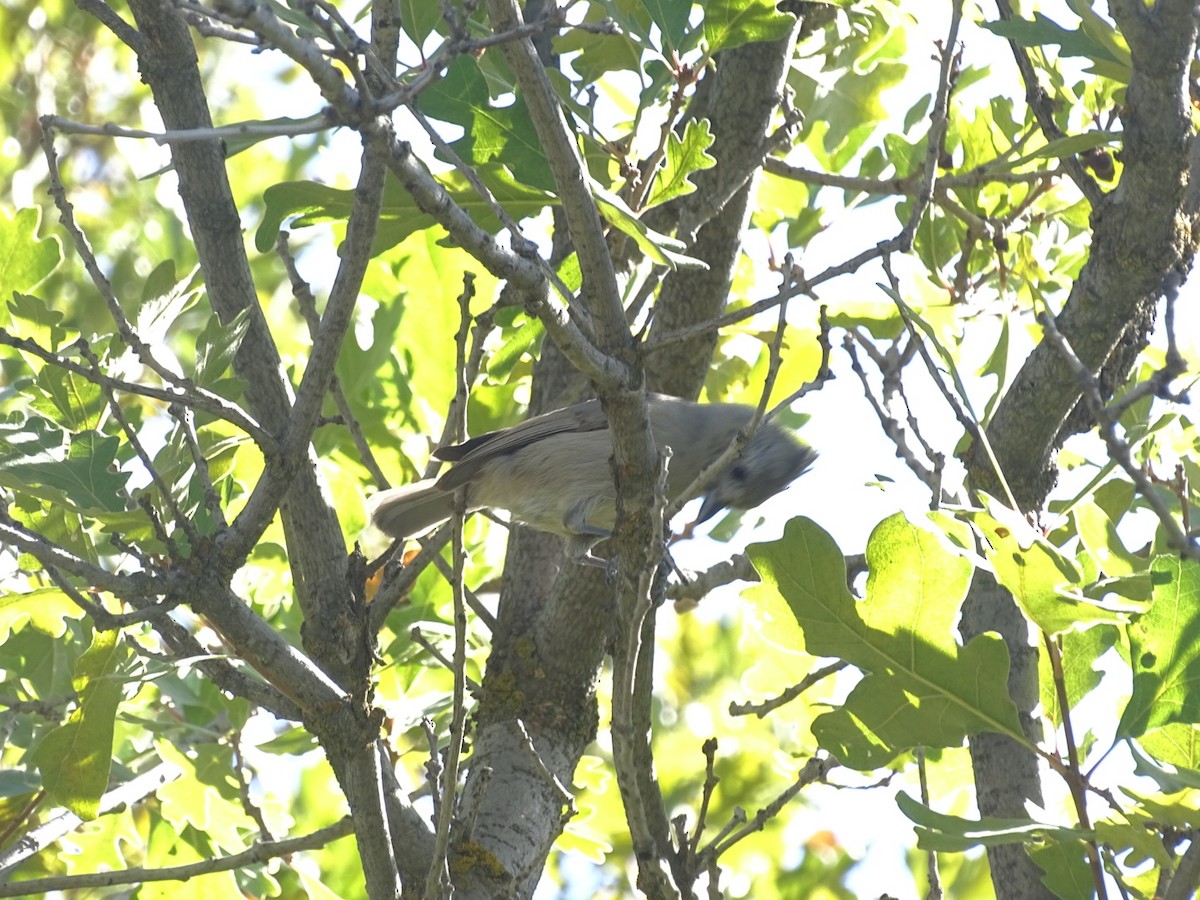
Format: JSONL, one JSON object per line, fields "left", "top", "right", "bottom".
{"left": 78, "top": 338, "right": 200, "bottom": 548}
{"left": 1037, "top": 306, "right": 1196, "bottom": 560}
{"left": 728, "top": 661, "right": 848, "bottom": 718}
{"left": 427, "top": 552, "right": 498, "bottom": 632}
{"left": 915, "top": 747, "right": 942, "bottom": 899}
{"left": 421, "top": 717, "right": 444, "bottom": 826}
{"left": 843, "top": 331, "right": 939, "bottom": 491}
{"left": 698, "top": 755, "right": 835, "bottom": 863}
{"left": 75, "top": 0, "right": 144, "bottom": 50}
{"left": 666, "top": 265, "right": 797, "bottom": 521}
{"left": 667, "top": 553, "right": 759, "bottom": 608}
{"left": 0, "top": 763, "right": 180, "bottom": 875}
{"left": 167, "top": 401, "right": 228, "bottom": 529}
{"left": 1043, "top": 634, "right": 1107, "bottom": 898}
{"left": 277, "top": 230, "right": 390, "bottom": 489}
{"left": 992, "top": 0, "right": 1105, "bottom": 206}
{"left": 764, "top": 157, "right": 1067, "bottom": 194}
{"left": 231, "top": 728, "right": 276, "bottom": 842}
{"left": 0, "top": 329, "right": 272, "bottom": 449}
{"left": 41, "top": 121, "right": 207, "bottom": 391}
{"left": 687, "top": 738, "right": 720, "bottom": 863}
{"left": 41, "top": 111, "right": 338, "bottom": 145}
{"left": 0, "top": 818, "right": 354, "bottom": 896}
{"left": 408, "top": 627, "right": 482, "bottom": 694}
{"left": 369, "top": 525, "right": 453, "bottom": 633}
{"left": 43, "top": 565, "right": 177, "bottom": 630}
{"left": 423, "top": 277, "right": 475, "bottom": 900}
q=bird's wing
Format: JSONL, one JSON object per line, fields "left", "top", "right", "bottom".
{"left": 434, "top": 398, "right": 610, "bottom": 490}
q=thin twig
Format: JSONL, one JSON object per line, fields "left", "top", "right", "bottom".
{"left": 764, "top": 157, "right": 1067, "bottom": 195}
{"left": 698, "top": 755, "right": 835, "bottom": 863}
{"left": 167, "top": 402, "right": 228, "bottom": 529}
{"left": 915, "top": 747, "right": 942, "bottom": 899}
{"left": 0, "top": 330, "right": 273, "bottom": 449}
{"left": 277, "top": 230, "right": 390, "bottom": 489}
{"left": 992, "top": 0, "right": 1105, "bottom": 206}
{"left": 0, "top": 818, "right": 354, "bottom": 896}
{"left": 427, "top": 553, "right": 498, "bottom": 632}
{"left": 41, "top": 111, "right": 338, "bottom": 145}
{"left": 369, "top": 525, "right": 453, "bottom": 634}
{"left": 231, "top": 727, "right": 276, "bottom": 842}
{"left": 728, "top": 661, "right": 848, "bottom": 718}
{"left": 41, "top": 121, "right": 207, "bottom": 390}
{"left": 43, "top": 565, "right": 177, "bottom": 630}
{"left": 1038, "top": 307, "right": 1196, "bottom": 560}
{"left": 687, "top": 738, "right": 720, "bottom": 862}
{"left": 78, "top": 338, "right": 199, "bottom": 549}
{"left": 666, "top": 264, "right": 796, "bottom": 521}
{"left": 421, "top": 717, "right": 443, "bottom": 828}
{"left": 843, "top": 331, "right": 938, "bottom": 491}
{"left": 1044, "top": 634, "right": 1107, "bottom": 898}
{"left": 0, "top": 763, "right": 180, "bottom": 875}
{"left": 423, "top": 276, "right": 476, "bottom": 900}
{"left": 75, "top": 0, "right": 143, "bottom": 50}
{"left": 408, "top": 627, "right": 482, "bottom": 694}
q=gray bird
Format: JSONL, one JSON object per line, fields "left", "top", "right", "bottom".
{"left": 367, "top": 393, "right": 816, "bottom": 562}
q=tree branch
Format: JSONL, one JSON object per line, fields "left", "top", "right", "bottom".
{"left": 0, "top": 763, "right": 179, "bottom": 876}
{"left": 0, "top": 818, "right": 354, "bottom": 897}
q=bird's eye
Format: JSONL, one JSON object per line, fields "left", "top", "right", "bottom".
{"left": 730, "top": 463, "right": 747, "bottom": 481}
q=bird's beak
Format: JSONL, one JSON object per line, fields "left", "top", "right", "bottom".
{"left": 696, "top": 494, "right": 723, "bottom": 524}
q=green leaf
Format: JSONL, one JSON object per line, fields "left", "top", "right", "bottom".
{"left": 1029, "top": 837, "right": 1094, "bottom": 899}
{"left": 1038, "top": 624, "right": 1117, "bottom": 728}
{"left": 896, "top": 791, "right": 1086, "bottom": 852}
{"left": 1119, "top": 786, "right": 1200, "bottom": 834}
{"left": 194, "top": 308, "right": 251, "bottom": 388}
{"left": 0, "top": 415, "right": 64, "bottom": 465}
{"left": 255, "top": 169, "right": 554, "bottom": 256}
{"left": 0, "top": 208, "right": 62, "bottom": 325}
{"left": 1130, "top": 733, "right": 1200, "bottom": 793}
{"left": 981, "top": 10, "right": 1130, "bottom": 81}
{"left": 1094, "top": 816, "right": 1175, "bottom": 869}
{"left": 645, "top": 119, "right": 717, "bottom": 209}
{"left": 0, "top": 429, "right": 131, "bottom": 513}
{"left": 981, "top": 14, "right": 1118, "bottom": 61}
{"left": 155, "top": 739, "right": 260, "bottom": 851}
{"left": 30, "top": 629, "right": 129, "bottom": 819}
{"left": 998, "top": 130, "right": 1120, "bottom": 172}
{"left": 399, "top": 0, "right": 442, "bottom": 44}
{"left": 796, "top": 32, "right": 907, "bottom": 157}
{"left": 749, "top": 514, "right": 1024, "bottom": 769}
{"left": 131, "top": 261, "right": 202, "bottom": 347}
{"left": 1119, "top": 555, "right": 1200, "bottom": 737}
{"left": 417, "top": 56, "right": 553, "bottom": 191}
{"left": 703, "top": 0, "right": 795, "bottom": 55}
{"left": 256, "top": 725, "right": 320, "bottom": 756}
{"left": 641, "top": 0, "right": 692, "bottom": 54}
{"left": 970, "top": 499, "right": 1133, "bottom": 635}
{"left": 0, "top": 587, "right": 86, "bottom": 641}
{"left": 1073, "top": 499, "right": 1141, "bottom": 578}
{"left": 487, "top": 317, "right": 543, "bottom": 382}
{"left": 554, "top": 8, "right": 645, "bottom": 80}
{"left": 30, "top": 363, "right": 105, "bottom": 431}
{"left": 6, "top": 291, "right": 71, "bottom": 352}
{"left": 593, "top": 188, "right": 706, "bottom": 270}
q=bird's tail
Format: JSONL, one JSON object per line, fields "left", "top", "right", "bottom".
{"left": 366, "top": 480, "right": 457, "bottom": 539}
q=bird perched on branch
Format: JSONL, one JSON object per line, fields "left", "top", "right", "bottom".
{"left": 368, "top": 393, "right": 816, "bottom": 564}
